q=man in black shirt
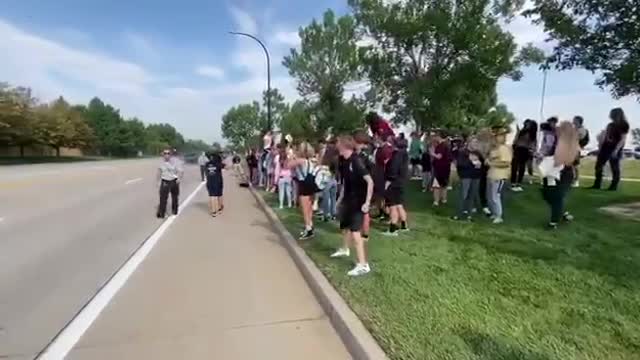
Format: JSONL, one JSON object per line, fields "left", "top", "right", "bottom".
{"left": 354, "top": 130, "right": 373, "bottom": 239}
{"left": 383, "top": 137, "right": 410, "bottom": 236}
{"left": 331, "top": 135, "right": 374, "bottom": 277}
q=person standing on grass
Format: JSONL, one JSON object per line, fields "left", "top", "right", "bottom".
{"left": 475, "top": 128, "right": 494, "bottom": 215}
{"left": 156, "top": 149, "right": 183, "bottom": 218}
{"left": 409, "top": 131, "right": 423, "bottom": 179}
{"left": 205, "top": 151, "right": 224, "bottom": 217}
{"left": 486, "top": 127, "right": 512, "bottom": 224}
{"left": 198, "top": 152, "right": 208, "bottom": 182}
{"left": 373, "top": 134, "right": 394, "bottom": 219}
{"left": 431, "top": 131, "right": 452, "bottom": 206}
{"left": 320, "top": 140, "right": 339, "bottom": 221}
{"left": 591, "top": 108, "right": 630, "bottom": 191}
{"left": 289, "top": 142, "right": 319, "bottom": 240}
{"left": 275, "top": 148, "right": 293, "bottom": 209}
{"left": 572, "top": 116, "right": 590, "bottom": 187}
{"left": 540, "top": 121, "right": 580, "bottom": 229}
{"left": 331, "top": 135, "right": 374, "bottom": 277}
{"left": 539, "top": 117, "right": 559, "bottom": 158}
{"left": 420, "top": 133, "right": 433, "bottom": 192}
{"left": 383, "top": 137, "right": 410, "bottom": 236}
{"left": 452, "top": 137, "right": 483, "bottom": 221}
{"left": 353, "top": 130, "right": 374, "bottom": 240}
{"left": 510, "top": 119, "right": 538, "bottom": 192}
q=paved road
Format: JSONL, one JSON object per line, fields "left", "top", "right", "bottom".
{"left": 66, "top": 172, "right": 350, "bottom": 359}
{"left": 0, "top": 159, "right": 202, "bottom": 360}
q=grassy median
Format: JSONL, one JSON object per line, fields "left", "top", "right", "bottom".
{"left": 264, "top": 178, "right": 640, "bottom": 360}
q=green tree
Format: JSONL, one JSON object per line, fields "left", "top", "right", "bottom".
{"left": 261, "top": 88, "right": 288, "bottom": 132}
{"left": 279, "top": 100, "right": 316, "bottom": 142}
{"left": 36, "top": 97, "right": 91, "bottom": 156}
{"left": 525, "top": 0, "right": 640, "bottom": 99}
{"left": 350, "top": 0, "right": 543, "bottom": 130}
{"left": 221, "top": 102, "right": 262, "bottom": 150}
{"left": 0, "top": 83, "right": 41, "bottom": 156}
{"left": 283, "top": 9, "right": 363, "bottom": 139}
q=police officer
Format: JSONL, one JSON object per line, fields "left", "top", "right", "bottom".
{"left": 157, "top": 149, "right": 184, "bottom": 218}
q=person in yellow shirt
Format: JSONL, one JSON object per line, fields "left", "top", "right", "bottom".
{"left": 486, "top": 127, "right": 513, "bottom": 224}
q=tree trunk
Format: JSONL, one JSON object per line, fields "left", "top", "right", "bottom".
{"left": 56, "top": 147, "right": 61, "bottom": 157}
{"left": 19, "top": 145, "right": 25, "bottom": 158}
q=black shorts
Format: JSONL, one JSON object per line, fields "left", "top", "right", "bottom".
{"left": 207, "top": 181, "right": 223, "bottom": 197}
{"left": 339, "top": 205, "right": 365, "bottom": 232}
{"left": 298, "top": 176, "right": 319, "bottom": 196}
{"left": 384, "top": 186, "right": 404, "bottom": 206}
{"left": 410, "top": 157, "right": 421, "bottom": 166}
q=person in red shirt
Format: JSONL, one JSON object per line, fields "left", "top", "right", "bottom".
{"left": 366, "top": 112, "right": 395, "bottom": 140}
{"left": 372, "top": 134, "right": 394, "bottom": 219}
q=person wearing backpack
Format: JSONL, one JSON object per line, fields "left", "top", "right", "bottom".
{"left": 289, "top": 142, "right": 320, "bottom": 240}
{"left": 572, "top": 116, "right": 590, "bottom": 187}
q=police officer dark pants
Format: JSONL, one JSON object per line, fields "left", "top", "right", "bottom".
{"left": 158, "top": 179, "right": 179, "bottom": 217}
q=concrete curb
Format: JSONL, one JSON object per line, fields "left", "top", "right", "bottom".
{"left": 248, "top": 186, "right": 389, "bottom": 360}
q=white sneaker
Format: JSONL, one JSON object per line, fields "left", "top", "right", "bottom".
{"left": 433, "top": 202, "right": 439, "bottom": 207}
{"left": 511, "top": 186, "right": 523, "bottom": 192}
{"left": 572, "top": 181, "right": 580, "bottom": 188}
{"left": 347, "top": 263, "right": 371, "bottom": 276}
{"left": 492, "top": 217, "right": 504, "bottom": 224}
{"left": 330, "top": 248, "right": 350, "bottom": 258}
{"left": 482, "top": 207, "right": 492, "bottom": 216}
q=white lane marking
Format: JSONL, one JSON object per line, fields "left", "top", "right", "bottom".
{"left": 36, "top": 181, "right": 205, "bottom": 360}
{"left": 580, "top": 175, "right": 640, "bottom": 183}
{"left": 125, "top": 177, "right": 143, "bottom": 185}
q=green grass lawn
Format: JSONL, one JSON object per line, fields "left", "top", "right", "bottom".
{"left": 264, "top": 179, "right": 640, "bottom": 360}
{"left": 578, "top": 157, "right": 640, "bottom": 179}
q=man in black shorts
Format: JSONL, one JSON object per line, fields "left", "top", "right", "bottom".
{"left": 383, "top": 137, "right": 410, "bottom": 236}
{"left": 331, "top": 135, "right": 374, "bottom": 277}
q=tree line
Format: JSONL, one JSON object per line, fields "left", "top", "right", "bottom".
{"left": 0, "top": 82, "right": 210, "bottom": 157}
{"left": 223, "top": 0, "right": 639, "bottom": 148}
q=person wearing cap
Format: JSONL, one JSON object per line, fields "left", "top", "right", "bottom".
{"left": 382, "top": 137, "right": 410, "bottom": 236}
{"left": 156, "top": 149, "right": 183, "bottom": 218}
{"left": 486, "top": 127, "right": 513, "bottom": 224}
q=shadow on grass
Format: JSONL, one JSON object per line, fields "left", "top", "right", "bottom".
{"left": 459, "top": 329, "right": 550, "bottom": 360}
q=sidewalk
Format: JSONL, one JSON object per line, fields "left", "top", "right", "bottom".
{"left": 67, "top": 173, "right": 350, "bottom": 359}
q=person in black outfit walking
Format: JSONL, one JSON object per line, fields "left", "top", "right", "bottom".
{"left": 510, "top": 119, "right": 537, "bottom": 192}
{"left": 156, "top": 149, "right": 183, "bottom": 218}
{"left": 591, "top": 108, "right": 630, "bottom": 191}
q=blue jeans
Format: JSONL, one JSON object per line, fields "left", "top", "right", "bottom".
{"left": 278, "top": 178, "right": 293, "bottom": 208}
{"left": 321, "top": 179, "right": 338, "bottom": 218}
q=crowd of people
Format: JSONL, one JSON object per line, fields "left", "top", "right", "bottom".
{"left": 232, "top": 108, "right": 630, "bottom": 277}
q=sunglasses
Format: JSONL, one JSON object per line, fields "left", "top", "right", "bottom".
{"left": 163, "top": 151, "right": 171, "bottom": 155}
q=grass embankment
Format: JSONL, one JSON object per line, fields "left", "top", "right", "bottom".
{"left": 264, "top": 178, "right": 640, "bottom": 359}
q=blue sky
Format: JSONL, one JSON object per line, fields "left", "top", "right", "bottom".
{"left": 1, "top": 0, "right": 637, "bottom": 145}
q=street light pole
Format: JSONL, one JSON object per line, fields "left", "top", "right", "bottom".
{"left": 539, "top": 67, "right": 548, "bottom": 123}
{"left": 229, "top": 32, "right": 272, "bottom": 132}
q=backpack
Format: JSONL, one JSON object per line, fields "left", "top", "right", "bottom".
{"left": 579, "top": 128, "right": 590, "bottom": 148}
{"left": 296, "top": 159, "right": 331, "bottom": 192}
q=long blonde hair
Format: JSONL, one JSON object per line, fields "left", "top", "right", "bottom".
{"left": 297, "top": 142, "right": 316, "bottom": 159}
{"left": 554, "top": 121, "right": 580, "bottom": 166}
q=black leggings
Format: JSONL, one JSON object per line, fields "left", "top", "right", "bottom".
{"left": 593, "top": 148, "right": 621, "bottom": 190}
{"left": 542, "top": 180, "right": 571, "bottom": 223}
{"left": 479, "top": 165, "right": 489, "bottom": 208}
{"left": 510, "top": 146, "right": 530, "bottom": 185}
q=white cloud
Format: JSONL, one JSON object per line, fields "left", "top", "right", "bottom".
{"left": 0, "top": 18, "right": 297, "bottom": 142}
{"left": 272, "top": 30, "right": 300, "bottom": 47}
{"left": 229, "top": 6, "right": 258, "bottom": 34}
{"left": 123, "top": 31, "right": 158, "bottom": 59}
{"left": 195, "top": 65, "right": 225, "bottom": 79}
